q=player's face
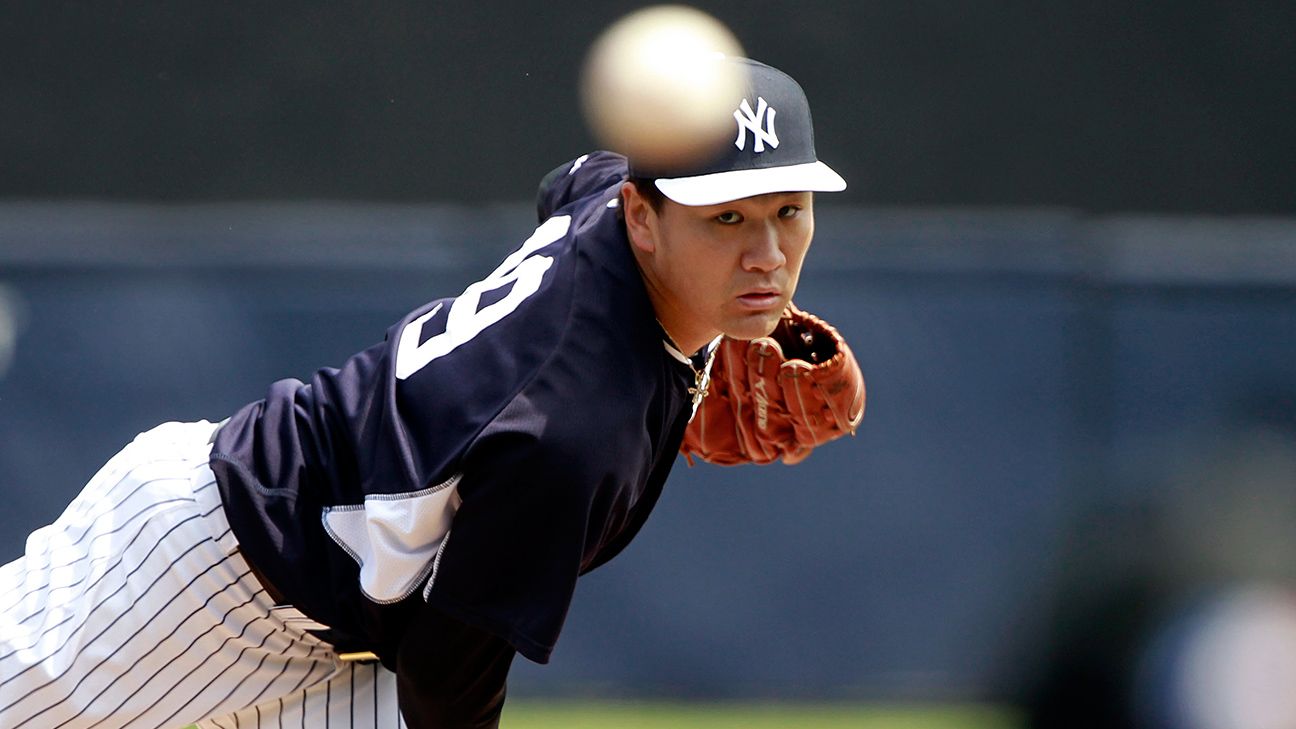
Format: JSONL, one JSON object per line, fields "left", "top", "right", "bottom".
{"left": 623, "top": 184, "right": 815, "bottom": 353}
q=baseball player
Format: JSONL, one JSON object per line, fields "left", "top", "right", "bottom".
{"left": 0, "top": 58, "right": 863, "bottom": 728}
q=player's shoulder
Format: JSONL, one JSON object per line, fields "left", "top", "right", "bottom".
{"left": 535, "top": 151, "right": 628, "bottom": 223}
{"left": 391, "top": 190, "right": 646, "bottom": 417}
{"left": 467, "top": 198, "right": 660, "bottom": 430}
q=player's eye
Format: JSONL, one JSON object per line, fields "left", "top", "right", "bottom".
{"left": 778, "top": 205, "right": 802, "bottom": 218}
{"left": 715, "top": 211, "right": 743, "bottom": 225}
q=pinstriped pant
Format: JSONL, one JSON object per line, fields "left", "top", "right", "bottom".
{"left": 0, "top": 421, "right": 408, "bottom": 728}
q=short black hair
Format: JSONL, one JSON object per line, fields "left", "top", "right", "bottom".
{"left": 626, "top": 176, "right": 666, "bottom": 212}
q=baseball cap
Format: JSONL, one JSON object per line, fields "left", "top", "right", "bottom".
{"left": 629, "top": 57, "right": 846, "bottom": 206}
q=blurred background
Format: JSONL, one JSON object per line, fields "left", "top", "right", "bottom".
{"left": 2, "top": 2, "right": 1294, "bottom": 727}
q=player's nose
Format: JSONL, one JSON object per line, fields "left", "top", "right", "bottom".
{"left": 740, "top": 221, "right": 787, "bottom": 273}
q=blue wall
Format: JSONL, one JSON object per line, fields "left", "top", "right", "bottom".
{"left": 2, "top": 203, "right": 1294, "bottom": 700}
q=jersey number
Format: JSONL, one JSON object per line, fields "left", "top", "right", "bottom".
{"left": 394, "top": 215, "right": 571, "bottom": 380}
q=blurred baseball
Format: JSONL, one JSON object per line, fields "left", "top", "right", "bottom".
{"left": 580, "top": 5, "right": 745, "bottom": 171}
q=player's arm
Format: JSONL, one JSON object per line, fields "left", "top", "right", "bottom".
{"left": 395, "top": 602, "right": 516, "bottom": 729}
{"left": 681, "top": 302, "right": 865, "bottom": 465}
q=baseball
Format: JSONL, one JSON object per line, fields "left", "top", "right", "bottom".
{"left": 580, "top": 5, "right": 746, "bottom": 171}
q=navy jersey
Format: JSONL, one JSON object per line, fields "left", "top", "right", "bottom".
{"left": 210, "top": 152, "right": 711, "bottom": 665}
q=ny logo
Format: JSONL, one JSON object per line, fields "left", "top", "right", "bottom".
{"left": 734, "top": 97, "right": 779, "bottom": 153}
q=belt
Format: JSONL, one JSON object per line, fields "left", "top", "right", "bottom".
{"left": 239, "top": 547, "right": 381, "bottom": 664}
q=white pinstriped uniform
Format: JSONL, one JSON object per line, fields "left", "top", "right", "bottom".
{"left": 0, "top": 421, "right": 408, "bottom": 728}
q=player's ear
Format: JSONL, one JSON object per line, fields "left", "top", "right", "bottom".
{"left": 621, "top": 181, "right": 657, "bottom": 254}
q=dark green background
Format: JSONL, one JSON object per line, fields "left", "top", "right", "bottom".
{"left": 2, "top": 1, "right": 1291, "bottom": 212}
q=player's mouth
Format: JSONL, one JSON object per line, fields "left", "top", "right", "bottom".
{"left": 736, "top": 289, "right": 783, "bottom": 310}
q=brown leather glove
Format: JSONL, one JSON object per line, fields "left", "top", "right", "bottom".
{"left": 681, "top": 303, "right": 865, "bottom": 465}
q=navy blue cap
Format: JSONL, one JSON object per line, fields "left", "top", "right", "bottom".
{"left": 629, "top": 57, "right": 846, "bottom": 206}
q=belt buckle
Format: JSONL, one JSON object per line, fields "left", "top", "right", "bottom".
{"left": 337, "top": 650, "right": 381, "bottom": 663}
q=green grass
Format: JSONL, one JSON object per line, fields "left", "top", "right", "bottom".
{"left": 500, "top": 700, "right": 1021, "bottom": 729}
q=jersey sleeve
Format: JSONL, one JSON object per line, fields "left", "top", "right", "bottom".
{"left": 535, "top": 151, "right": 628, "bottom": 222}
{"left": 419, "top": 393, "right": 607, "bottom": 664}
{"left": 396, "top": 602, "right": 515, "bottom": 729}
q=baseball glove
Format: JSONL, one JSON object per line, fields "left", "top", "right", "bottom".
{"left": 681, "top": 303, "right": 865, "bottom": 465}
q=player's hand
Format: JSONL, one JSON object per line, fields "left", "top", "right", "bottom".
{"left": 681, "top": 302, "right": 865, "bottom": 465}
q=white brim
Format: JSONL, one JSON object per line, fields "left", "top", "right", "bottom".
{"left": 654, "top": 161, "right": 847, "bottom": 206}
